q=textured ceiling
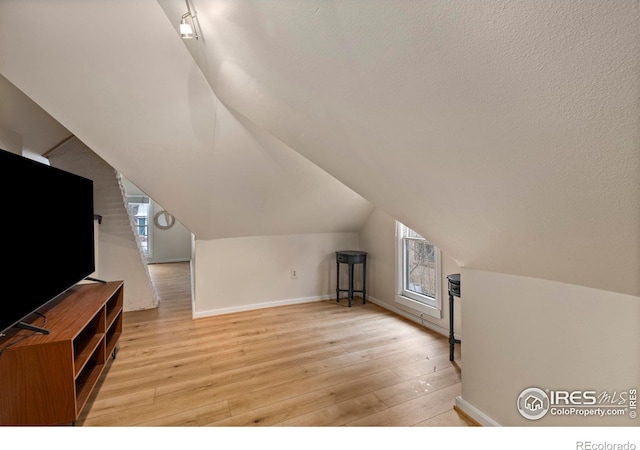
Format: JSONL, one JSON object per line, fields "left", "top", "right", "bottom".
{"left": 1, "top": 0, "right": 638, "bottom": 296}
{"left": 0, "top": 0, "right": 372, "bottom": 240}
{"left": 168, "top": 0, "right": 640, "bottom": 296}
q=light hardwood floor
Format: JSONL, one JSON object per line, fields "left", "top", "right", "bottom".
{"left": 77, "top": 262, "right": 472, "bottom": 427}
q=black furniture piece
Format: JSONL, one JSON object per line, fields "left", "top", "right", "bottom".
{"left": 336, "top": 250, "right": 367, "bottom": 307}
{"left": 447, "top": 273, "right": 461, "bottom": 361}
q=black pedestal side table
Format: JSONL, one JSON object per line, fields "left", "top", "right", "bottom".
{"left": 447, "top": 273, "right": 461, "bottom": 361}
{"left": 336, "top": 251, "right": 367, "bottom": 307}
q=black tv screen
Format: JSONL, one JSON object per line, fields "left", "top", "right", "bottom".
{"left": 0, "top": 148, "right": 95, "bottom": 335}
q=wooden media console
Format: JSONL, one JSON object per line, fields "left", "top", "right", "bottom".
{"left": 0, "top": 280, "right": 123, "bottom": 425}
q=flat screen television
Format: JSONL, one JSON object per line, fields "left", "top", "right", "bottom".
{"left": 0, "top": 148, "right": 95, "bottom": 336}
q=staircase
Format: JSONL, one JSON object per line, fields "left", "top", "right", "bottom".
{"left": 46, "top": 137, "right": 158, "bottom": 311}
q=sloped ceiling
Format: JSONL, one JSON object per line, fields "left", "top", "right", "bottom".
{"left": 0, "top": 0, "right": 372, "bottom": 240}
{"left": 162, "top": 0, "right": 640, "bottom": 297}
{"left": 1, "top": 0, "right": 638, "bottom": 297}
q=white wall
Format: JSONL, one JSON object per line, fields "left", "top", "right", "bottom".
{"left": 0, "top": 72, "right": 71, "bottom": 157}
{"left": 146, "top": 200, "right": 192, "bottom": 264}
{"left": 0, "top": 126, "right": 22, "bottom": 155}
{"left": 193, "top": 232, "right": 359, "bottom": 316}
{"left": 120, "top": 178, "right": 191, "bottom": 264}
{"left": 460, "top": 268, "right": 640, "bottom": 426}
{"left": 358, "top": 208, "right": 462, "bottom": 338}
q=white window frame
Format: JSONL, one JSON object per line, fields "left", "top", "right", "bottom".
{"left": 395, "top": 221, "right": 442, "bottom": 318}
{"left": 126, "top": 195, "right": 153, "bottom": 258}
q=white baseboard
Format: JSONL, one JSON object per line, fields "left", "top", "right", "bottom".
{"left": 147, "top": 258, "right": 191, "bottom": 264}
{"left": 367, "top": 295, "right": 457, "bottom": 339}
{"left": 193, "top": 294, "right": 332, "bottom": 318}
{"left": 455, "top": 396, "right": 501, "bottom": 426}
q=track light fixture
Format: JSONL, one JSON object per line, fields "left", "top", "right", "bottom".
{"left": 180, "top": 0, "right": 198, "bottom": 40}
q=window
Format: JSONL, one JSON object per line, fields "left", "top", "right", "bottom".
{"left": 396, "top": 222, "right": 441, "bottom": 317}
{"left": 127, "top": 196, "right": 151, "bottom": 257}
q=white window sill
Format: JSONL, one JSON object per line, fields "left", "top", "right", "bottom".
{"left": 395, "top": 294, "right": 442, "bottom": 319}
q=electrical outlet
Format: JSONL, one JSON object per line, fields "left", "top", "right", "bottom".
{"left": 291, "top": 269, "right": 298, "bottom": 279}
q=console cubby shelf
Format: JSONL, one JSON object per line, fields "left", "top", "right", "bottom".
{"left": 0, "top": 280, "right": 124, "bottom": 425}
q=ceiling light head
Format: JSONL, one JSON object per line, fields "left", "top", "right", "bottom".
{"left": 179, "top": 0, "right": 198, "bottom": 40}
{"left": 180, "top": 16, "right": 195, "bottom": 39}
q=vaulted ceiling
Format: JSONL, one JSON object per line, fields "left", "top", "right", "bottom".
{"left": 1, "top": 0, "right": 638, "bottom": 297}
